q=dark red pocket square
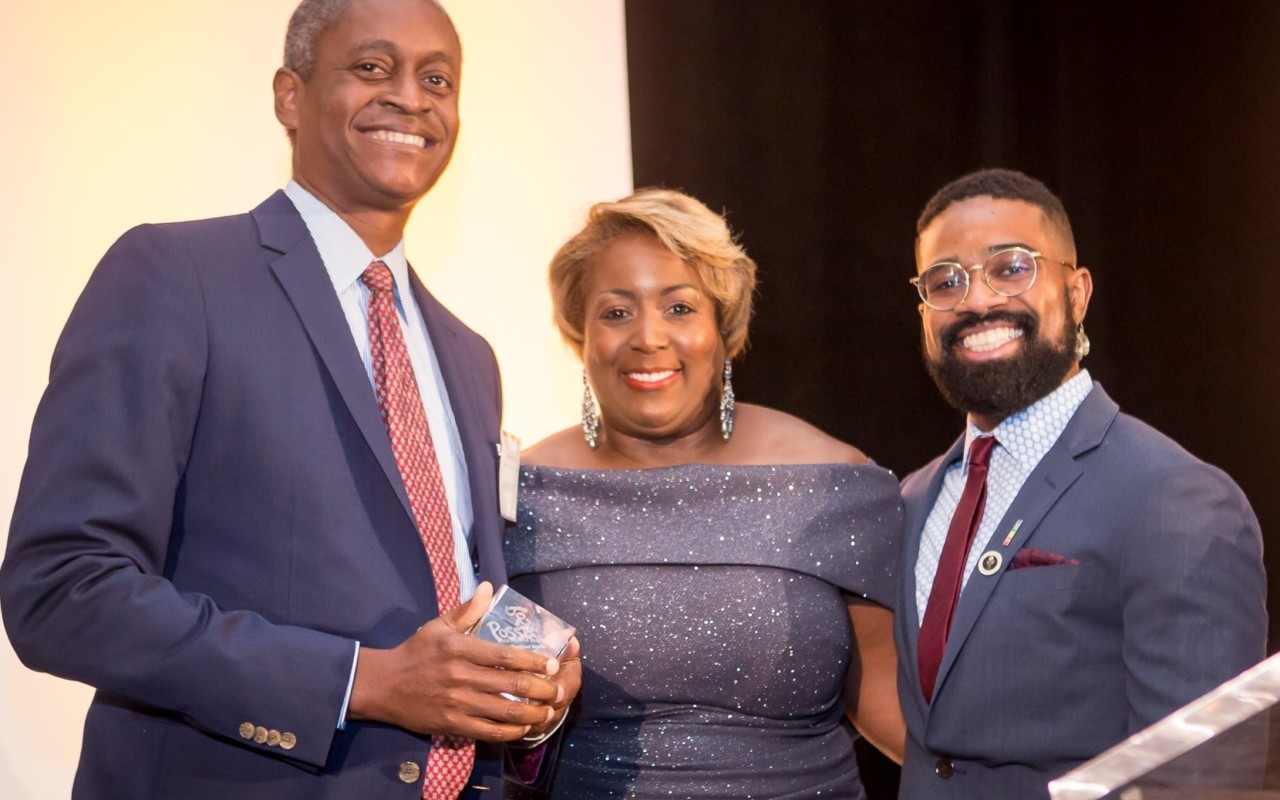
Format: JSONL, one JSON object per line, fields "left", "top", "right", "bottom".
{"left": 1010, "top": 547, "right": 1080, "bottom": 570}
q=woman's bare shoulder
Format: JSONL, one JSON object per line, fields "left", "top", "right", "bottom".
{"left": 736, "top": 404, "right": 869, "bottom": 465}
{"left": 522, "top": 426, "right": 592, "bottom": 468}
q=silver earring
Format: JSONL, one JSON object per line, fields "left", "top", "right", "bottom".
{"left": 581, "top": 371, "right": 600, "bottom": 449}
{"left": 719, "top": 360, "right": 736, "bottom": 442}
{"left": 1075, "top": 324, "right": 1091, "bottom": 360}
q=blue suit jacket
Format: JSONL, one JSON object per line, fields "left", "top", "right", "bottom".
{"left": 1, "top": 192, "right": 507, "bottom": 799}
{"left": 895, "top": 384, "right": 1267, "bottom": 799}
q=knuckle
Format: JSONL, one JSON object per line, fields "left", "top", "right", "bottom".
{"left": 492, "top": 647, "right": 520, "bottom": 669}
{"left": 479, "top": 722, "right": 510, "bottom": 743}
{"left": 509, "top": 673, "right": 533, "bottom": 697}
{"left": 501, "top": 701, "right": 526, "bottom": 722}
{"left": 440, "top": 634, "right": 465, "bottom": 658}
{"left": 434, "top": 663, "right": 464, "bottom": 689}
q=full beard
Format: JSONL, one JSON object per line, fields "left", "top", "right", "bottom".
{"left": 923, "top": 304, "right": 1078, "bottom": 420}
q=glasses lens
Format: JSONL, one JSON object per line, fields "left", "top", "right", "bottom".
{"left": 919, "top": 263, "right": 967, "bottom": 308}
{"left": 985, "top": 250, "right": 1037, "bottom": 296}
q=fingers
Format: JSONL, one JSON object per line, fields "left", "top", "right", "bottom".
{"left": 560, "top": 635, "right": 582, "bottom": 662}
{"left": 547, "top": 643, "right": 582, "bottom": 712}
{"left": 429, "top": 687, "right": 556, "bottom": 742}
{"left": 443, "top": 580, "right": 494, "bottom": 633}
{"left": 442, "top": 583, "right": 561, "bottom": 678}
{"left": 464, "top": 632, "right": 559, "bottom": 678}
{"left": 452, "top": 656, "right": 563, "bottom": 705}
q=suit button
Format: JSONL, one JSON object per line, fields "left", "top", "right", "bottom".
{"left": 253, "top": 726, "right": 269, "bottom": 744}
{"left": 267, "top": 729, "right": 282, "bottom": 747}
{"left": 935, "top": 757, "right": 955, "bottom": 779}
{"left": 398, "top": 762, "right": 422, "bottom": 784}
{"left": 238, "top": 722, "right": 255, "bottom": 740}
{"left": 279, "top": 732, "right": 297, "bottom": 750}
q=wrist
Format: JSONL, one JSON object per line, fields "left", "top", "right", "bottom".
{"left": 348, "top": 645, "right": 390, "bottom": 723}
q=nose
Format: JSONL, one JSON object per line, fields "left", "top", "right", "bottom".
{"left": 955, "top": 266, "right": 1007, "bottom": 314}
{"left": 382, "top": 73, "right": 434, "bottom": 114}
{"left": 629, "top": 309, "right": 669, "bottom": 352}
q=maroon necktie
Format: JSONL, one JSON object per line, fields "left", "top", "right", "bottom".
{"left": 362, "top": 261, "right": 473, "bottom": 799}
{"left": 917, "top": 435, "right": 996, "bottom": 703}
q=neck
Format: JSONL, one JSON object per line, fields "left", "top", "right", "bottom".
{"left": 292, "top": 176, "right": 416, "bottom": 256}
{"left": 968, "top": 412, "right": 1005, "bottom": 433}
{"left": 595, "top": 419, "right": 727, "bottom": 469}
{"left": 335, "top": 206, "right": 413, "bottom": 256}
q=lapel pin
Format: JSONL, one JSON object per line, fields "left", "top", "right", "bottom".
{"left": 978, "top": 550, "right": 1003, "bottom": 576}
{"left": 1002, "top": 519, "right": 1024, "bottom": 547}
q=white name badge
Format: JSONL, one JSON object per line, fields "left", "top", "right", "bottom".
{"left": 498, "top": 431, "right": 522, "bottom": 522}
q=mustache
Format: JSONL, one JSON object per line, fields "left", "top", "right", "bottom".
{"left": 939, "top": 309, "right": 1039, "bottom": 351}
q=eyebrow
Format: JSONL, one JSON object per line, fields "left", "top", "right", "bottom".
{"left": 986, "top": 241, "right": 1033, "bottom": 253}
{"left": 596, "top": 284, "right": 702, "bottom": 299}
{"left": 929, "top": 242, "right": 1035, "bottom": 266}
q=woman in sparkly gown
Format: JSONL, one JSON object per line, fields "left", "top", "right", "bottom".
{"left": 505, "top": 189, "right": 904, "bottom": 799}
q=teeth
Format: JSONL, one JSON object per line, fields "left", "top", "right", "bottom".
{"left": 626, "top": 370, "right": 676, "bottom": 383}
{"left": 370, "top": 130, "right": 426, "bottom": 147}
{"left": 961, "top": 326, "right": 1023, "bottom": 353}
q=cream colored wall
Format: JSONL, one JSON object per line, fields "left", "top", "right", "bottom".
{"left": 0, "top": 2, "right": 632, "bottom": 796}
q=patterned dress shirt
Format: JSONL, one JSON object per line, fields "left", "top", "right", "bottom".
{"left": 915, "top": 369, "right": 1094, "bottom": 624}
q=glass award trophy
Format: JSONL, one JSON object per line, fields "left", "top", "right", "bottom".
{"left": 1049, "top": 652, "right": 1280, "bottom": 800}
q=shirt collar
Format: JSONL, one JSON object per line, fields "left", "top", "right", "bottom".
{"left": 961, "top": 368, "right": 1094, "bottom": 470}
{"left": 283, "top": 180, "right": 410, "bottom": 296}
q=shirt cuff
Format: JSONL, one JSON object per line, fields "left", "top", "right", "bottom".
{"left": 336, "top": 640, "right": 360, "bottom": 730}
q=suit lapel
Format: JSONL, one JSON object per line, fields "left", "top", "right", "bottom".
{"left": 930, "top": 385, "right": 1118, "bottom": 700}
{"left": 253, "top": 193, "right": 416, "bottom": 526}
{"left": 901, "top": 437, "right": 964, "bottom": 703}
{"left": 408, "top": 273, "right": 504, "bottom": 585}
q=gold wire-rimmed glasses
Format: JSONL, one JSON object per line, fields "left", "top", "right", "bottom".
{"left": 909, "top": 246, "right": 1076, "bottom": 311}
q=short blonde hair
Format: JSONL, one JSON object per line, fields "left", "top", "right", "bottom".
{"left": 549, "top": 188, "right": 757, "bottom": 360}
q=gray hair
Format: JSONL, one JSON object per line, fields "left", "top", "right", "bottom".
{"left": 283, "top": 0, "right": 453, "bottom": 79}
{"left": 283, "top": 0, "right": 349, "bottom": 79}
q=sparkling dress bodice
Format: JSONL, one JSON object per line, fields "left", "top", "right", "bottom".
{"left": 505, "top": 463, "right": 902, "bottom": 800}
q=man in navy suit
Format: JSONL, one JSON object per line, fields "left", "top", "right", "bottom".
{"left": 0, "top": 0, "right": 578, "bottom": 797}
{"left": 895, "top": 168, "right": 1266, "bottom": 799}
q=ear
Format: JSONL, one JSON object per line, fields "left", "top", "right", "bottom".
{"left": 273, "top": 67, "right": 303, "bottom": 132}
{"left": 1068, "top": 266, "right": 1093, "bottom": 322}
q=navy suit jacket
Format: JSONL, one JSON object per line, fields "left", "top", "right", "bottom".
{"left": 895, "top": 384, "right": 1267, "bottom": 799}
{"left": 1, "top": 192, "right": 507, "bottom": 799}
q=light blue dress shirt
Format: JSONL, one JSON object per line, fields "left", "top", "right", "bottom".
{"left": 915, "top": 369, "right": 1094, "bottom": 624}
{"left": 283, "top": 181, "right": 479, "bottom": 726}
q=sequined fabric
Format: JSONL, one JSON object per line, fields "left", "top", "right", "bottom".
{"left": 505, "top": 463, "right": 903, "bottom": 800}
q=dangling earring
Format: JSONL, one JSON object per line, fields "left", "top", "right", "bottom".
{"left": 719, "top": 360, "right": 736, "bottom": 442}
{"left": 1075, "top": 324, "right": 1091, "bottom": 360}
{"left": 581, "top": 371, "right": 600, "bottom": 449}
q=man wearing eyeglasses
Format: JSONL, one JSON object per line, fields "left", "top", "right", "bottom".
{"left": 894, "top": 168, "right": 1266, "bottom": 799}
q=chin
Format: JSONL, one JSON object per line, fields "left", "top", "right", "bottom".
{"left": 925, "top": 335, "right": 1076, "bottom": 419}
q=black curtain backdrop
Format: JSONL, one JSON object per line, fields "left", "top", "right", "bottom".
{"left": 625, "top": 1, "right": 1280, "bottom": 796}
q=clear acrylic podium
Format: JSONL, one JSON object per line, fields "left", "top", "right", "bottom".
{"left": 1049, "top": 652, "right": 1280, "bottom": 800}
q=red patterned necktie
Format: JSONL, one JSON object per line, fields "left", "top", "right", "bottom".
{"left": 917, "top": 435, "right": 996, "bottom": 703}
{"left": 361, "top": 261, "right": 474, "bottom": 800}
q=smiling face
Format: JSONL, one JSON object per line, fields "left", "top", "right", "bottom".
{"left": 916, "top": 196, "right": 1092, "bottom": 429}
{"left": 583, "top": 234, "right": 726, "bottom": 446}
{"left": 274, "top": 0, "right": 460, "bottom": 218}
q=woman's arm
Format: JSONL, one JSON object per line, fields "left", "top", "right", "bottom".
{"left": 843, "top": 598, "right": 906, "bottom": 765}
